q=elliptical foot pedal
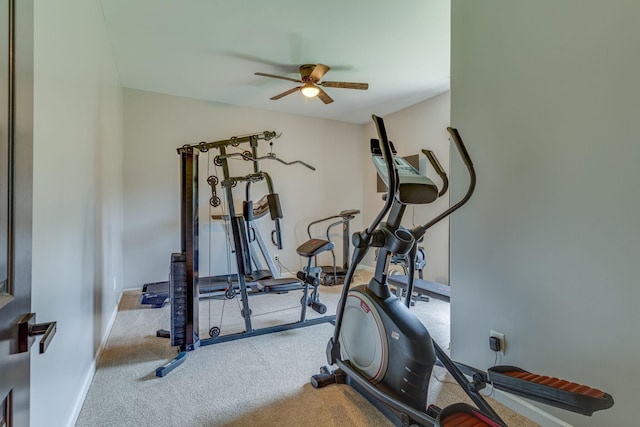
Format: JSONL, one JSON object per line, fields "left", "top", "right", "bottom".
{"left": 435, "top": 403, "right": 505, "bottom": 427}
{"left": 488, "top": 366, "right": 614, "bottom": 416}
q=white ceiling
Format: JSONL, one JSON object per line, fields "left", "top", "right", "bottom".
{"left": 100, "top": 0, "right": 450, "bottom": 125}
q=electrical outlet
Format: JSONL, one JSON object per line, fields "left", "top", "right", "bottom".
{"left": 490, "top": 330, "right": 506, "bottom": 355}
{"left": 274, "top": 254, "right": 279, "bottom": 262}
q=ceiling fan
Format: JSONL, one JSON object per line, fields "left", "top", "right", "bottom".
{"left": 254, "top": 63, "right": 368, "bottom": 104}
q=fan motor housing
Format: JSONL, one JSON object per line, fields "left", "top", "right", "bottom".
{"left": 299, "top": 64, "right": 316, "bottom": 80}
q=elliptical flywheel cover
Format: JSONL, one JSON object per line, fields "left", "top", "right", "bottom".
{"left": 339, "top": 289, "right": 388, "bottom": 383}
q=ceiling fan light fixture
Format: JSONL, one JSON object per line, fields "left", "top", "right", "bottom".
{"left": 300, "top": 82, "right": 320, "bottom": 98}
{"left": 257, "top": 64, "right": 367, "bottom": 104}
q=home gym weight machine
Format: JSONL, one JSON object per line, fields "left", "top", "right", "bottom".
{"left": 140, "top": 156, "right": 297, "bottom": 308}
{"left": 155, "top": 131, "right": 336, "bottom": 377}
{"left": 311, "top": 116, "right": 614, "bottom": 426}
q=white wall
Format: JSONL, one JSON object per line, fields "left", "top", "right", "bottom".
{"left": 31, "top": 1, "right": 123, "bottom": 426}
{"left": 451, "top": 1, "right": 639, "bottom": 426}
{"left": 123, "top": 89, "right": 363, "bottom": 290}
{"left": 361, "top": 92, "right": 452, "bottom": 283}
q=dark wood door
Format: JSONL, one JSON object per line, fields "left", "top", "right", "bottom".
{"left": 0, "top": 1, "right": 34, "bottom": 425}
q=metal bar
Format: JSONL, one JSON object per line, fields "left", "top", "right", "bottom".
{"left": 324, "top": 219, "right": 344, "bottom": 281}
{"left": 404, "top": 244, "right": 417, "bottom": 308}
{"left": 155, "top": 351, "right": 188, "bottom": 377}
{"left": 250, "top": 135, "right": 259, "bottom": 174}
{"left": 299, "top": 277, "right": 310, "bottom": 323}
{"left": 177, "top": 131, "right": 278, "bottom": 154}
{"left": 246, "top": 228, "right": 265, "bottom": 273}
{"left": 220, "top": 146, "right": 253, "bottom": 333}
{"left": 199, "top": 315, "right": 335, "bottom": 346}
{"left": 432, "top": 341, "right": 504, "bottom": 424}
{"left": 250, "top": 219, "right": 280, "bottom": 278}
{"left": 216, "top": 152, "right": 315, "bottom": 171}
{"left": 342, "top": 219, "right": 350, "bottom": 270}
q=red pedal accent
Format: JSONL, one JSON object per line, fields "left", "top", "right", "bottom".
{"left": 503, "top": 371, "right": 606, "bottom": 399}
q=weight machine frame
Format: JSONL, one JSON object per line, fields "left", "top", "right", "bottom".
{"left": 156, "top": 131, "right": 334, "bottom": 377}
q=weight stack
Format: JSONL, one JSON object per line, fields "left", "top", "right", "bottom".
{"left": 169, "top": 252, "right": 199, "bottom": 350}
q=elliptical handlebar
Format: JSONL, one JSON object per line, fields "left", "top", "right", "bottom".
{"left": 411, "top": 126, "right": 477, "bottom": 241}
{"left": 364, "top": 115, "right": 399, "bottom": 239}
{"left": 422, "top": 149, "right": 449, "bottom": 197}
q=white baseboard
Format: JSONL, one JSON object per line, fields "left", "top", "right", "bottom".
{"left": 65, "top": 357, "right": 97, "bottom": 427}
{"left": 65, "top": 291, "right": 122, "bottom": 427}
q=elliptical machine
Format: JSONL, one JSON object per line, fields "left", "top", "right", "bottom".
{"left": 311, "top": 115, "right": 613, "bottom": 426}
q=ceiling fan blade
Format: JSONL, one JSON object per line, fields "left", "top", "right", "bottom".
{"left": 316, "top": 88, "right": 334, "bottom": 104}
{"left": 320, "top": 81, "right": 369, "bottom": 90}
{"left": 309, "top": 64, "right": 330, "bottom": 82}
{"left": 255, "top": 72, "right": 302, "bottom": 84}
{"left": 270, "top": 86, "right": 302, "bottom": 100}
